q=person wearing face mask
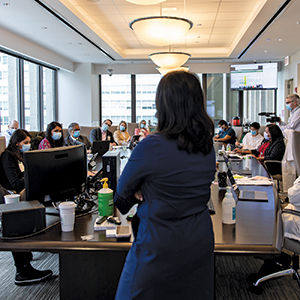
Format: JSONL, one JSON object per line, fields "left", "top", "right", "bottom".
{"left": 1, "top": 119, "right": 20, "bottom": 147}
{"left": 89, "top": 119, "right": 116, "bottom": 145}
{"left": 233, "top": 122, "right": 263, "bottom": 154}
{"left": 64, "top": 122, "right": 91, "bottom": 149}
{"left": 0, "top": 129, "right": 53, "bottom": 285}
{"left": 134, "top": 120, "right": 149, "bottom": 140}
{"left": 38, "top": 121, "right": 64, "bottom": 150}
{"left": 114, "top": 120, "right": 131, "bottom": 145}
{"left": 277, "top": 94, "right": 300, "bottom": 136}
{"left": 214, "top": 119, "right": 236, "bottom": 145}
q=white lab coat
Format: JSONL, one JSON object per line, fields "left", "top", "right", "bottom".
{"left": 282, "top": 176, "right": 300, "bottom": 242}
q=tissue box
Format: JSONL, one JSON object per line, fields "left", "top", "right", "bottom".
{"left": 0, "top": 201, "right": 45, "bottom": 237}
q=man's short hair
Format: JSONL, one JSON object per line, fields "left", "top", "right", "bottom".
{"left": 68, "top": 122, "right": 79, "bottom": 133}
{"left": 218, "top": 120, "right": 228, "bottom": 127}
{"left": 103, "top": 119, "right": 113, "bottom": 125}
{"left": 287, "top": 94, "right": 300, "bottom": 104}
{"left": 250, "top": 122, "right": 260, "bottom": 130}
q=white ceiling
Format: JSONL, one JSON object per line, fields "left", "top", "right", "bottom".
{"left": 0, "top": 0, "right": 300, "bottom": 65}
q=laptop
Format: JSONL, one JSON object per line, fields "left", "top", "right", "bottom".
{"left": 92, "top": 141, "right": 110, "bottom": 156}
{"left": 225, "top": 156, "right": 269, "bottom": 202}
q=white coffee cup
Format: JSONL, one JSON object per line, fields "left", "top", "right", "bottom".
{"left": 4, "top": 194, "right": 20, "bottom": 204}
{"left": 59, "top": 201, "right": 76, "bottom": 232}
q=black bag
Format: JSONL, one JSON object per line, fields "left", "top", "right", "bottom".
{"left": 0, "top": 184, "right": 10, "bottom": 204}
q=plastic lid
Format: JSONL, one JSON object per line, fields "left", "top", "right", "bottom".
{"left": 226, "top": 186, "right": 232, "bottom": 195}
{"left": 100, "top": 177, "right": 109, "bottom": 189}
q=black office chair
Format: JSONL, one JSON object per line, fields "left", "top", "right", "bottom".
{"left": 250, "top": 209, "right": 300, "bottom": 293}
{"left": 263, "top": 160, "right": 283, "bottom": 192}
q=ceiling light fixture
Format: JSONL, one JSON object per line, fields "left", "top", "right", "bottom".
{"left": 126, "top": 0, "right": 165, "bottom": 5}
{"left": 149, "top": 52, "right": 191, "bottom": 69}
{"left": 157, "top": 66, "right": 190, "bottom": 75}
{"left": 130, "top": 16, "right": 193, "bottom": 46}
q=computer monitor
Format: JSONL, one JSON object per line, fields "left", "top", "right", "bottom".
{"left": 24, "top": 145, "right": 87, "bottom": 203}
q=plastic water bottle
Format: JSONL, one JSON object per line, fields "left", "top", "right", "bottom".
{"left": 222, "top": 186, "right": 236, "bottom": 224}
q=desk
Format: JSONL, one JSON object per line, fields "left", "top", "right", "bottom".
{"left": 0, "top": 155, "right": 282, "bottom": 299}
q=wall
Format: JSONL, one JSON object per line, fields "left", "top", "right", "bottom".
{"left": 58, "top": 63, "right": 97, "bottom": 127}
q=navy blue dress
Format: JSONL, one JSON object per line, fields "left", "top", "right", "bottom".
{"left": 114, "top": 133, "right": 216, "bottom": 300}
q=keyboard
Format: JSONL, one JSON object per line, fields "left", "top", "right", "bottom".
{"left": 207, "top": 199, "right": 216, "bottom": 215}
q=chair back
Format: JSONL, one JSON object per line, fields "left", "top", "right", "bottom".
{"left": 259, "top": 125, "right": 266, "bottom": 136}
{"left": 232, "top": 126, "right": 243, "bottom": 142}
{"left": 292, "top": 130, "right": 300, "bottom": 176}
{"left": 0, "top": 136, "right": 5, "bottom": 155}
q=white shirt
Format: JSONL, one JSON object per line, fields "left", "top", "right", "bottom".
{"left": 0, "top": 130, "right": 12, "bottom": 147}
{"left": 241, "top": 132, "right": 264, "bottom": 150}
{"left": 280, "top": 105, "right": 300, "bottom": 137}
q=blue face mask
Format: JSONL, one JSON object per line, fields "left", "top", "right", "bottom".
{"left": 73, "top": 130, "right": 80, "bottom": 138}
{"left": 286, "top": 103, "right": 292, "bottom": 111}
{"left": 140, "top": 124, "right": 145, "bottom": 129}
{"left": 251, "top": 130, "right": 257, "bottom": 136}
{"left": 102, "top": 124, "right": 109, "bottom": 132}
{"left": 264, "top": 132, "right": 270, "bottom": 140}
{"left": 20, "top": 144, "right": 31, "bottom": 152}
{"left": 120, "top": 125, "right": 125, "bottom": 131}
{"left": 8, "top": 128, "right": 16, "bottom": 135}
{"left": 52, "top": 132, "right": 62, "bottom": 140}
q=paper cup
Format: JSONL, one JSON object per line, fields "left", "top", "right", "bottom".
{"left": 59, "top": 202, "right": 76, "bottom": 232}
{"left": 4, "top": 194, "right": 20, "bottom": 204}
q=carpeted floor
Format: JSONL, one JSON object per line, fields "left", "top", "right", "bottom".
{"left": 0, "top": 251, "right": 299, "bottom": 299}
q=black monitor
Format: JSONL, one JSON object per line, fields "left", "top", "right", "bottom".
{"left": 24, "top": 145, "right": 87, "bottom": 203}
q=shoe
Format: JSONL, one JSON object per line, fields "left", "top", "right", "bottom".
{"left": 15, "top": 263, "right": 53, "bottom": 286}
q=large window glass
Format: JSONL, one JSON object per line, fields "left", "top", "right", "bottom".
{"left": 43, "top": 67, "right": 56, "bottom": 130}
{"left": 24, "top": 61, "right": 39, "bottom": 131}
{"left": 136, "top": 74, "right": 161, "bottom": 125}
{"left": 0, "top": 54, "right": 18, "bottom": 131}
{"left": 0, "top": 52, "right": 57, "bottom": 132}
{"left": 101, "top": 74, "right": 131, "bottom": 125}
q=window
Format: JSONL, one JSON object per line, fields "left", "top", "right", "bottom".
{"left": 0, "top": 51, "right": 57, "bottom": 131}
{"left": 136, "top": 74, "right": 161, "bottom": 125}
{"left": 101, "top": 74, "right": 131, "bottom": 124}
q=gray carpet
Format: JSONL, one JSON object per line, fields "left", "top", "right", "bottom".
{"left": 0, "top": 251, "right": 299, "bottom": 299}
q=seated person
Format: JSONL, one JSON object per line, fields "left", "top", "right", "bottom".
{"left": 89, "top": 119, "right": 116, "bottom": 146}
{"left": 64, "top": 122, "right": 91, "bottom": 149}
{"left": 234, "top": 122, "right": 263, "bottom": 153}
{"left": 1, "top": 119, "right": 19, "bottom": 147}
{"left": 214, "top": 120, "right": 236, "bottom": 145}
{"left": 38, "top": 121, "right": 64, "bottom": 150}
{"left": 134, "top": 120, "right": 149, "bottom": 140}
{"left": 0, "top": 129, "right": 53, "bottom": 285}
{"left": 114, "top": 120, "right": 131, "bottom": 145}
{"left": 253, "top": 124, "right": 285, "bottom": 175}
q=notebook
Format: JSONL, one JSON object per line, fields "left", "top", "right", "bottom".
{"left": 225, "top": 156, "right": 269, "bottom": 202}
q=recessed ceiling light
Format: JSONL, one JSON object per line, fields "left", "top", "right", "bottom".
{"left": 297, "top": 22, "right": 300, "bottom": 25}
{"left": 2, "top": 3, "right": 10, "bottom": 6}
{"left": 41, "top": 27, "right": 48, "bottom": 30}
{"left": 266, "top": 39, "right": 271, "bottom": 41}
{"left": 277, "top": 38, "right": 282, "bottom": 42}
{"left": 264, "top": 50, "right": 268, "bottom": 53}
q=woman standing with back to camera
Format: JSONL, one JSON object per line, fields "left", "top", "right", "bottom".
{"left": 114, "top": 71, "right": 216, "bottom": 300}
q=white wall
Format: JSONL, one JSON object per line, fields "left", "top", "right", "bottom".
{"left": 58, "top": 63, "right": 97, "bottom": 127}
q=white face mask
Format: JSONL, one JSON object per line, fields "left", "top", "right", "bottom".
{"left": 264, "top": 132, "right": 270, "bottom": 140}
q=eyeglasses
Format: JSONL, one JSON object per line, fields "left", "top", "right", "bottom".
{"left": 286, "top": 100, "right": 295, "bottom": 104}
{"left": 104, "top": 122, "right": 111, "bottom": 127}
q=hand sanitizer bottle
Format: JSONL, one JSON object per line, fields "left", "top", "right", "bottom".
{"left": 222, "top": 186, "right": 236, "bottom": 224}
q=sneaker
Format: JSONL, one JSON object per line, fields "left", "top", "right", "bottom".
{"left": 15, "top": 264, "right": 53, "bottom": 286}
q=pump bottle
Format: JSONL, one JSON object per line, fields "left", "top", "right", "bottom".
{"left": 98, "top": 178, "right": 114, "bottom": 216}
{"left": 222, "top": 186, "right": 236, "bottom": 224}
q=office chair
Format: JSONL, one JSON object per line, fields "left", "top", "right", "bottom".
{"left": 251, "top": 209, "right": 300, "bottom": 293}
{"left": 0, "top": 136, "right": 5, "bottom": 155}
{"left": 232, "top": 126, "right": 243, "bottom": 143}
{"left": 263, "top": 160, "right": 283, "bottom": 191}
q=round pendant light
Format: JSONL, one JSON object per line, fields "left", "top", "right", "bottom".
{"left": 149, "top": 52, "right": 191, "bottom": 69}
{"left": 130, "top": 16, "right": 193, "bottom": 46}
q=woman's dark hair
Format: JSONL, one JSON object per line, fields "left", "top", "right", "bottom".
{"left": 218, "top": 120, "right": 228, "bottom": 127}
{"left": 45, "top": 121, "right": 63, "bottom": 148}
{"left": 267, "top": 123, "right": 283, "bottom": 143}
{"left": 6, "top": 129, "right": 31, "bottom": 161}
{"left": 156, "top": 71, "right": 214, "bottom": 154}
